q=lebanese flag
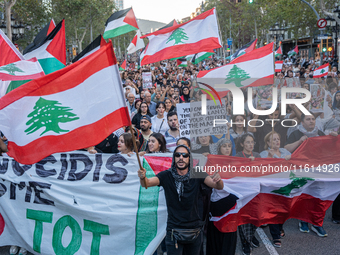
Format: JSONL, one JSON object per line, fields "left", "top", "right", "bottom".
{"left": 275, "top": 60, "right": 283, "bottom": 72}
{"left": 313, "top": 63, "right": 329, "bottom": 78}
{"left": 104, "top": 7, "right": 139, "bottom": 39}
{"left": 0, "top": 41, "right": 130, "bottom": 164}
{"left": 127, "top": 30, "right": 145, "bottom": 54}
{"left": 24, "top": 20, "right": 66, "bottom": 75}
{"left": 140, "top": 8, "right": 222, "bottom": 65}
{"left": 206, "top": 136, "right": 340, "bottom": 232}
{"left": 0, "top": 29, "right": 25, "bottom": 67}
{"left": 275, "top": 44, "right": 282, "bottom": 57}
{"left": 288, "top": 45, "right": 298, "bottom": 57}
{"left": 0, "top": 58, "right": 45, "bottom": 97}
{"left": 177, "top": 58, "right": 187, "bottom": 67}
{"left": 197, "top": 42, "right": 274, "bottom": 99}
{"left": 230, "top": 39, "right": 257, "bottom": 61}
{"left": 120, "top": 59, "right": 127, "bottom": 71}
{"left": 72, "top": 35, "right": 107, "bottom": 63}
{"left": 24, "top": 19, "right": 56, "bottom": 55}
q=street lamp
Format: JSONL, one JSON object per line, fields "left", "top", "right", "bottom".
{"left": 326, "top": 15, "right": 338, "bottom": 65}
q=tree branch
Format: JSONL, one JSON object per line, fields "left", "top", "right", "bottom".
{"left": 320, "top": 0, "right": 340, "bottom": 24}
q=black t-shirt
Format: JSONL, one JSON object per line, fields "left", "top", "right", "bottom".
{"left": 235, "top": 151, "right": 261, "bottom": 158}
{"left": 192, "top": 145, "right": 210, "bottom": 154}
{"left": 285, "top": 129, "right": 325, "bottom": 152}
{"left": 157, "top": 169, "right": 208, "bottom": 230}
{"left": 95, "top": 133, "right": 119, "bottom": 153}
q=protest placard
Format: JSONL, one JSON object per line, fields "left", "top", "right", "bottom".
{"left": 142, "top": 72, "right": 153, "bottom": 89}
{"left": 309, "top": 84, "right": 326, "bottom": 113}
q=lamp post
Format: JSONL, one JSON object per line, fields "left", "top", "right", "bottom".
{"left": 268, "top": 22, "right": 285, "bottom": 47}
{"left": 0, "top": 14, "right": 25, "bottom": 42}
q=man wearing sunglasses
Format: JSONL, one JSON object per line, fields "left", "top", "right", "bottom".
{"left": 138, "top": 145, "right": 223, "bottom": 254}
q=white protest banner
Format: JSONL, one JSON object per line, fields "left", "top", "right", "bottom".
{"left": 0, "top": 152, "right": 167, "bottom": 255}
{"left": 177, "top": 100, "right": 227, "bottom": 138}
{"left": 142, "top": 72, "right": 153, "bottom": 89}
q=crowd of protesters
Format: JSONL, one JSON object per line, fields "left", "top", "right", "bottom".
{"left": 1, "top": 53, "right": 340, "bottom": 255}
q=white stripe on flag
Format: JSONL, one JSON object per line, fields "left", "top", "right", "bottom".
{"left": 104, "top": 16, "right": 126, "bottom": 32}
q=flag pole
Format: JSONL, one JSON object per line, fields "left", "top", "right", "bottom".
{"left": 214, "top": 7, "right": 225, "bottom": 64}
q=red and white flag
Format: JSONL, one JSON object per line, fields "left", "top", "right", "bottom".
{"left": 205, "top": 136, "right": 340, "bottom": 232}
{"left": 197, "top": 42, "right": 274, "bottom": 99}
{"left": 313, "top": 63, "right": 329, "bottom": 78}
{"left": 275, "top": 60, "right": 283, "bottom": 72}
{"left": 0, "top": 29, "right": 25, "bottom": 67}
{"left": 140, "top": 8, "right": 222, "bottom": 65}
{"left": 0, "top": 41, "right": 130, "bottom": 164}
{"left": 127, "top": 30, "right": 145, "bottom": 54}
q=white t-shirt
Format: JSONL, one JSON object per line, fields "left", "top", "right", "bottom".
{"left": 151, "top": 115, "right": 169, "bottom": 135}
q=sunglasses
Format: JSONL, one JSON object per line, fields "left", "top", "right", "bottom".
{"left": 174, "top": 152, "right": 190, "bottom": 158}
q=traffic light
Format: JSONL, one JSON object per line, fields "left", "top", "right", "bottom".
{"left": 322, "top": 47, "right": 327, "bottom": 52}
{"left": 249, "top": 0, "right": 253, "bottom": 3}
{"left": 328, "top": 47, "right": 333, "bottom": 52}
{"left": 72, "top": 47, "right": 77, "bottom": 56}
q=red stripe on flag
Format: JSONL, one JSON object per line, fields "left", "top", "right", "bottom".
{"left": 141, "top": 37, "right": 221, "bottom": 65}
{"left": 123, "top": 8, "right": 139, "bottom": 29}
{"left": 0, "top": 37, "right": 22, "bottom": 66}
{"left": 46, "top": 20, "right": 66, "bottom": 65}
{"left": 0, "top": 43, "right": 117, "bottom": 110}
{"left": 214, "top": 193, "right": 332, "bottom": 233}
{"left": 0, "top": 72, "right": 45, "bottom": 81}
{"left": 141, "top": 8, "right": 215, "bottom": 38}
{"left": 131, "top": 34, "right": 138, "bottom": 46}
{"left": 47, "top": 20, "right": 56, "bottom": 35}
{"left": 7, "top": 107, "right": 131, "bottom": 165}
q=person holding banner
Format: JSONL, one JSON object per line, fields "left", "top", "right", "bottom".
{"left": 138, "top": 145, "right": 223, "bottom": 255}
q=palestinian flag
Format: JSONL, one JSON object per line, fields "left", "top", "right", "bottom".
{"left": 0, "top": 29, "right": 25, "bottom": 67}
{"left": 191, "top": 52, "right": 214, "bottom": 64}
{"left": 275, "top": 60, "right": 283, "bottom": 72}
{"left": 24, "top": 19, "right": 56, "bottom": 55}
{"left": 230, "top": 38, "right": 257, "bottom": 61}
{"left": 127, "top": 30, "right": 145, "bottom": 54}
{"left": 140, "top": 8, "right": 222, "bottom": 65}
{"left": 197, "top": 42, "right": 274, "bottom": 99}
{"left": 313, "top": 63, "right": 329, "bottom": 78}
{"left": 104, "top": 7, "right": 139, "bottom": 39}
{"left": 72, "top": 35, "right": 107, "bottom": 63}
{"left": 206, "top": 136, "right": 340, "bottom": 232}
{"left": 275, "top": 44, "right": 282, "bottom": 57}
{"left": 177, "top": 58, "right": 187, "bottom": 67}
{"left": 119, "top": 59, "right": 127, "bottom": 71}
{"left": 24, "top": 20, "right": 66, "bottom": 75}
{"left": 158, "top": 19, "right": 178, "bottom": 30}
{"left": 0, "top": 41, "right": 130, "bottom": 164}
{"left": 288, "top": 45, "right": 298, "bottom": 57}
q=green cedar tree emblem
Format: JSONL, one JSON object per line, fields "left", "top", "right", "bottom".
{"left": 25, "top": 97, "right": 79, "bottom": 136}
{"left": 0, "top": 63, "right": 24, "bottom": 75}
{"left": 166, "top": 28, "right": 189, "bottom": 45}
{"left": 320, "top": 69, "right": 325, "bottom": 74}
{"left": 225, "top": 65, "right": 250, "bottom": 87}
{"left": 271, "top": 172, "right": 315, "bottom": 196}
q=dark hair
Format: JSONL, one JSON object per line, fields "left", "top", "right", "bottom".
{"left": 232, "top": 114, "right": 247, "bottom": 133}
{"left": 176, "top": 137, "right": 191, "bottom": 148}
{"left": 146, "top": 132, "right": 168, "bottom": 153}
{"left": 156, "top": 101, "right": 166, "bottom": 110}
{"left": 196, "top": 136, "right": 213, "bottom": 144}
{"left": 120, "top": 133, "right": 139, "bottom": 152}
{"left": 167, "top": 111, "right": 177, "bottom": 120}
{"left": 138, "top": 102, "right": 151, "bottom": 115}
{"left": 236, "top": 133, "right": 254, "bottom": 152}
{"left": 300, "top": 113, "right": 314, "bottom": 122}
{"left": 134, "top": 99, "right": 142, "bottom": 109}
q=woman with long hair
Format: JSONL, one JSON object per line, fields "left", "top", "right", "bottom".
{"left": 146, "top": 133, "right": 168, "bottom": 153}
{"left": 164, "top": 98, "right": 175, "bottom": 113}
{"left": 332, "top": 91, "right": 340, "bottom": 122}
{"left": 180, "top": 86, "right": 191, "bottom": 103}
{"left": 118, "top": 133, "right": 140, "bottom": 154}
{"left": 235, "top": 133, "right": 261, "bottom": 254}
{"left": 131, "top": 99, "right": 142, "bottom": 119}
{"left": 192, "top": 136, "right": 214, "bottom": 156}
{"left": 151, "top": 102, "right": 169, "bottom": 136}
{"left": 132, "top": 102, "right": 153, "bottom": 129}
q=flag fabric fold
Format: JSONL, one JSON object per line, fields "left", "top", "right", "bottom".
{"left": 72, "top": 35, "right": 107, "bottom": 63}
{"left": 0, "top": 41, "right": 130, "bottom": 164}
{"left": 230, "top": 39, "right": 257, "bottom": 61}
{"left": 127, "top": 30, "right": 145, "bottom": 54}
{"left": 0, "top": 30, "right": 25, "bottom": 67}
{"left": 313, "top": 63, "right": 329, "bottom": 78}
{"left": 24, "top": 20, "right": 66, "bottom": 75}
{"left": 158, "top": 19, "right": 178, "bottom": 31}
{"left": 191, "top": 52, "right": 214, "bottom": 64}
{"left": 119, "top": 59, "right": 127, "bottom": 71}
{"left": 140, "top": 8, "right": 222, "bottom": 65}
{"left": 177, "top": 58, "right": 187, "bottom": 67}
{"left": 104, "top": 7, "right": 139, "bottom": 39}
{"left": 275, "top": 44, "right": 282, "bottom": 57}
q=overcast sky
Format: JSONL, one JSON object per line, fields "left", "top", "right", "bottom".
{"left": 124, "top": 0, "right": 204, "bottom": 24}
